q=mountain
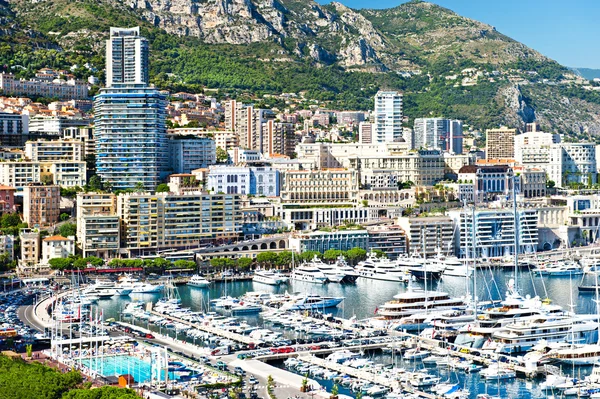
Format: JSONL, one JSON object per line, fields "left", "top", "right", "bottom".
{"left": 2, "top": 0, "right": 600, "bottom": 137}
{"left": 571, "top": 67, "right": 600, "bottom": 81}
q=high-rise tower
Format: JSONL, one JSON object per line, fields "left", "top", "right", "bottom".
{"left": 105, "top": 27, "right": 149, "bottom": 87}
{"left": 373, "top": 91, "right": 403, "bottom": 143}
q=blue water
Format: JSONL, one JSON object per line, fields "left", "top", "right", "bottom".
{"left": 80, "top": 355, "right": 178, "bottom": 383}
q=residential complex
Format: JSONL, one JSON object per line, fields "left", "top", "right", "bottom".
{"left": 486, "top": 127, "right": 516, "bottom": 160}
{"left": 22, "top": 183, "right": 61, "bottom": 228}
{"left": 0, "top": 73, "right": 88, "bottom": 100}
{"left": 373, "top": 91, "right": 403, "bottom": 143}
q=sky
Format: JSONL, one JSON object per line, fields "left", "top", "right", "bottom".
{"left": 316, "top": 0, "right": 600, "bottom": 69}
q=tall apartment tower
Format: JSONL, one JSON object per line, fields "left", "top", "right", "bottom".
{"left": 486, "top": 127, "right": 516, "bottom": 160}
{"left": 413, "top": 118, "right": 463, "bottom": 153}
{"left": 373, "top": 91, "right": 403, "bottom": 143}
{"left": 95, "top": 27, "right": 168, "bottom": 190}
{"left": 106, "top": 27, "right": 149, "bottom": 87}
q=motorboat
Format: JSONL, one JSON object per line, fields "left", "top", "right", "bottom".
{"left": 403, "top": 348, "right": 430, "bottom": 360}
{"left": 291, "top": 264, "right": 328, "bottom": 284}
{"left": 356, "top": 252, "right": 409, "bottom": 282}
{"left": 187, "top": 275, "right": 210, "bottom": 288}
{"left": 253, "top": 270, "right": 288, "bottom": 286}
{"left": 548, "top": 343, "right": 600, "bottom": 365}
{"left": 374, "top": 283, "right": 466, "bottom": 321}
{"left": 88, "top": 279, "right": 132, "bottom": 296}
{"left": 480, "top": 364, "right": 516, "bottom": 380}
{"left": 315, "top": 256, "right": 354, "bottom": 284}
{"left": 334, "top": 255, "right": 359, "bottom": 283}
{"left": 118, "top": 276, "right": 164, "bottom": 294}
{"left": 533, "top": 261, "right": 583, "bottom": 276}
{"left": 280, "top": 294, "right": 344, "bottom": 311}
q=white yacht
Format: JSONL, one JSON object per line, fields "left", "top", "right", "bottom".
{"left": 253, "top": 270, "right": 288, "bottom": 286}
{"left": 492, "top": 314, "right": 599, "bottom": 354}
{"left": 356, "top": 252, "right": 409, "bottom": 282}
{"left": 442, "top": 257, "right": 472, "bottom": 277}
{"left": 118, "top": 276, "right": 164, "bottom": 294}
{"left": 334, "top": 255, "right": 359, "bottom": 283}
{"left": 312, "top": 255, "right": 355, "bottom": 283}
{"left": 548, "top": 343, "right": 600, "bottom": 365}
{"left": 373, "top": 284, "right": 466, "bottom": 322}
{"left": 187, "top": 275, "right": 210, "bottom": 288}
{"left": 280, "top": 294, "right": 344, "bottom": 311}
{"left": 291, "top": 264, "right": 328, "bottom": 284}
{"left": 88, "top": 279, "right": 132, "bottom": 296}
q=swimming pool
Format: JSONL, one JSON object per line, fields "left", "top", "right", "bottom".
{"left": 80, "top": 355, "right": 179, "bottom": 383}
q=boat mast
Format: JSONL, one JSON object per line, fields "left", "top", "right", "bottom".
{"left": 471, "top": 204, "right": 477, "bottom": 320}
{"left": 512, "top": 172, "right": 519, "bottom": 294}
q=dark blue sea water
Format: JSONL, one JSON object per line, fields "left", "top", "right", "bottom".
{"left": 95, "top": 268, "right": 600, "bottom": 399}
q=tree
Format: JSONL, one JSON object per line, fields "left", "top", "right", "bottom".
{"left": 237, "top": 257, "right": 253, "bottom": 270}
{"left": 173, "top": 260, "right": 196, "bottom": 269}
{"left": 372, "top": 249, "right": 387, "bottom": 258}
{"left": 216, "top": 147, "right": 229, "bottom": 163}
{"left": 0, "top": 213, "right": 21, "bottom": 228}
{"left": 256, "top": 252, "right": 278, "bottom": 268}
{"left": 60, "top": 213, "right": 70, "bottom": 221}
{"left": 40, "top": 174, "right": 54, "bottom": 185}
{"left": 299, "top": 251, "right": 321, "bottom": 263}
{"left": 48, "top": 258, "right": 72, "bottom": 271}
{"left": 323, "top": 249, "right": 343, "bottom": 262}
{"left": 134, "top": 182, "right": 145, "bottom": 192}
{"left": 156, "top": 183, "right": 170, "bottom": 193}
{"left": 275, "top": 251, "right": 293, "bottom": 267}
{"left": 87, "top": 175, "right": 103, "bottom": 192}
{"left": 547, "top": 180, "right": 556, "bottom": 189}
{"left": 345, "top": 247, "right": 367, "bottom": 265}
{"left": 58, "top": 223, "right": 77, "bottom": 238}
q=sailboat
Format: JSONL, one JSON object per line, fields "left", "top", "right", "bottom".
{"left": 158, "top": 275, "right": 181, "bottom": 305}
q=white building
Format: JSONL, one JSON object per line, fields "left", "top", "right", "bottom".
{"left": 0, "top": 162, "right": 41, "bottom": 190}
{"left": 25, "top": 140, "right": 84, "bottom": 162}
{"left": 0, "top": 235, "right": 14, "bottom": 261}
{"left": 358, "top": 122, "right": 373, "bottom": 144}
{"left": 373, "top": 91, "right": 403, "bottom": 143}
{"left": 168, "top": 137, "right": 216, "bottom": 174}
{"left": 548, "top": 143, "right": 597, "bottom": 187}
{"left": 449, "top": 207, "right": 539, "bottom": 258}
{"left": 207, "top": 166, "right": 280, "bottom": 196}
{"left": 41, "top": 235, "right": 75, "bottom": 264}
{"left": 514, "top": 130, "right": 560, "bottom": 165}
{"left": 106, "top": 27, "right": 149, "bottom": 87}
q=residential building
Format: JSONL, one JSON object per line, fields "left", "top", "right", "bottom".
{"left": 0, "top": 112, "right": 29, "bottom": 147}
{"left": 280, "top": 168, "right": 359, "bottom": 205}
{"left": 413, "top": 118, "right": 463, "bottom": 153}
{"left": 548, "top": 142, "right": 597, "bottom": 187}
{"left": 25, "top": 140, "right": 84, "bottom": 162}
{"left": 19, "top": 229, "right": 40, "bottom": 268}
{"left": 207, "top": 166, "right": 280, "bottom": 196}
{"left": 95, "top": 27, "right": 168, "bottom": 190}
{"left": 449, "top": 207, "right": 539, "bottom": 258}
{"left": 105, "top": 27, "right": 149, "bottom": 87}
{"left": 117, "top": 192, "right": 243, "bottom": 256}
{"left": 262, "top": 120, "right": 296, "bottom": 157}
{"left": 0, "top": 185, "right": 16, "bottom": 213}
{"left": 62, "top": 127, "right": 96, "bottom": 159}
{"left": 214, "top": 131, "right": 238, "bottom": 150}
{"left": 373, "top": 91, "right": 403, "bottom": 143}
{"left": 168, "top": 136, "right": 216, "bottom": 174}
{"left": 486, "top": 127, "right": 516, "bottom": 160}
{"left": 458, "top": 165, "right": 518, "bottom": 202}
{"left": 22, "top": 183, "right": 60, "bottom": 228}
{"left": 228, "top": 148, "right": 261, "bottom": 164}
{"left": 28, "top": 116, "right": 91, "bottom": 134}
{"left": 514, "top": 129, "right": 560, "bottom": 165}
{"left": 517, "top": 167, "right": 547, "bottom": 198}
{"left": 94, "top": 84, "right": 169, "bottom": 190}
{"left": 0, "top": 235, "right": 14, "bottom": 261}
{"left": 0, "top": 73, "right": 88, "bottom": 100}
{"left": 358, "top": 122, "right": 372, "bottom": 144}
{"left": 0, "top": 162, "right": 41, "bottom": 190}
{"left": 397, "top": 216, "right": 454, "bottom": 257}
{"left": 41, "top": 235, "right": 75, "bottom": 264}
{"left": 367, "top": 225, "right": 407, "bottom": 259}
{"left": 76, "top": 192, "right": 120, "bottom": 258}
{"left": 289, "top": 230, "right": 369, "bottom": 253}
{"left": 167, "top": 174, "right": 203, "bottom": 195}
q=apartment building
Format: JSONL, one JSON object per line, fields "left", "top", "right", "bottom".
{"left": 0, "top": 112, "right": 29, "bottom": 147}
{"left": 514, "top": 130, "right": 560, "bottom": 165}
{"left": 214, "top": 131, "right": 238, "bottom": 151}
{"left": 117, "top": 192, "right": 243, "bottom": 256}
{"left": 168, "top": 136, "right": 216, "bottom": 174}
{"left": 448, "top": 207, "right": 539, "bottom": 258}
{"left": 41, "top": 235, "right": 75, "bottom": 264}
{"left": 262, "top": 120, "right": 296, "bottom": 157}
{"left": 19, "top": 229, "right": 40, "bottom": 268}
{"left": 25, "top": 140, "right": 84, "bottom": 162}
{"left": 77, "top": 192, "right": 120, "bottom": 258}
{"left": 0, "top": 185, "right": 16, "bottom": 213}
{"left": 548, "top": 142, "right": 597, "bottom": 187}
{"left": 0, "top": 73, "right": 88, "bottom": 100}
{"left": 358, "top": 122, "right": 373, "bottom": 144}
{"left": 486, "top": 127, "right": 516, "bottom": 160}
{"left": 62, "top": 126, "right": 96, "bottom": 158}
{"left": 0, "top": 162, "right": 41, "bottom": 190}
{"left": 0, "top": 235, "right": 14, "bottom": 261}
{"left": 413, "top": 118, "right": 463, "bottom": 153}
{"left": 397, "top": 216, "right": 454, "bottom": 257}
{"left": 373, "top": 91, "right": 403, "bottom": 143}
{"left": 22, "top": 183, "right": 60, "bottom": 228}
{"left": 367, "top": 225, "right": 407, "bottom": 259}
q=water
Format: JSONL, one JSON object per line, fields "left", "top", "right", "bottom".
{"left": 93, "top": 269, "right": 600, "bottom": 398}
{"left": 79, "top": 355, "right": 177, "bottom": 383}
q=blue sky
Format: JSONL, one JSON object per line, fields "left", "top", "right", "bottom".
{"left": 316, "top": 0, "right": 600, "bottom": 69}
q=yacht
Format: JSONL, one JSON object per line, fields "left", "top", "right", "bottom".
{"left": 334, "top": 255, "right": 360, "bottom": 283}
{"left": 315, "top": 256, "right": 354, "bottom": 284}
{"left": 492, "top": 314, "right": 599, "bottom": 354}
{"left": 373, "top": 284, "right": 466, "bottom": 322}
{"left": 356, "top": 252, "right": 409, "bottom": 282}
{"left": 88, "top": 279, "right": 132, "bottom": 296}
{"left": 442, "top": 257, "right": 472, "bottom": 277}
{"left": 291, "top": 264, "right": 328, "bottom": 284}
{"left": 533, "top": 261, "right": 583, "bottom": 276}
{"left": 280, "top": 294, "right": 344, "bottom": 311}
{"left": 118, "top": 276, "right": 164, "bottom": 294}
{"left": 253, "top": 270, "right": 288, "bottom": 286}
{"left": 187, "top": 275, "right": 210, "bottom": 288}
{"left": 548, "top": 343, "right": 600, "bottom": 365}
